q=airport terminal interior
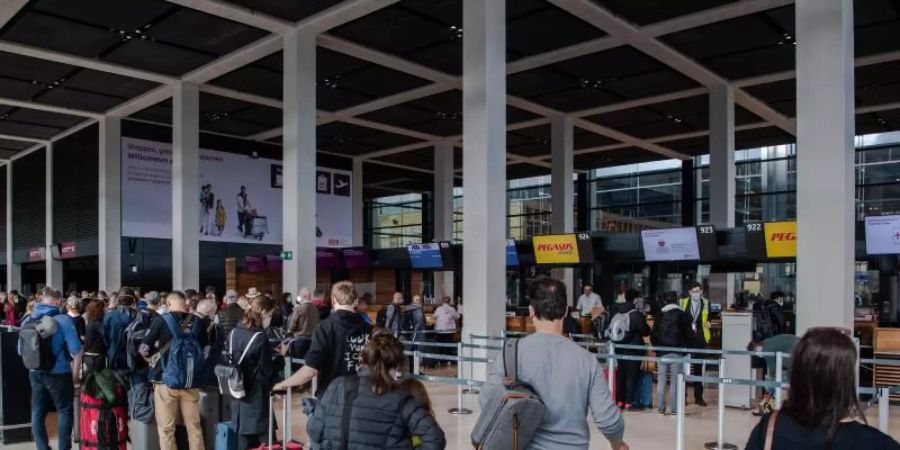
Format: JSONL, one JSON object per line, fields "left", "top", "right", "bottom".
{"left": 2, "top": 0, "right": 900, "bottom": 448}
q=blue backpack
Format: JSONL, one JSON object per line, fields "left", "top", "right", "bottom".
{"left": 160, "top": 313, "right": 204, "bottom": 389}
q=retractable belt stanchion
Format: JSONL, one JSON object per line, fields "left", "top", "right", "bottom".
{"left": 704, "top": 357, "right": 737, "bottom": 450}
{"left": 283, "top": 355, "right": 291, "bottom": 445}
{"left": 879, "top": 387, "right": 890, "bottom": 434}
{"left": 449, "top": 340, "right": 472, "bottom": 415}
{"left": 676, "top": 370, "right": 686, "bottom": 450}
{"left": 774, "top": 351, "right": 784, "bottom": 409}
{"left": 463, "top": 335, "right": 476, "bottom": 394}
{"left": 607, "top": 342, "right": 616, "bottom": 395}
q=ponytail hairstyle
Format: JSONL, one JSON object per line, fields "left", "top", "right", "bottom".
{"left": 361, "top": 330, "right": 407, "bottom": 395}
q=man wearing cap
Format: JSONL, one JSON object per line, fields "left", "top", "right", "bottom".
{"left": 20, "top": 287, "right": 83, "bottom": 450}
{"left": 215, "top": 289, "right": 244, "bottom": 336}
{"left": 103, "top": 287, "right": 138, "bottom": 372}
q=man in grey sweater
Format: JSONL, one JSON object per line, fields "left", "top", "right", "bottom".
{"left": 481, "top": 279, "right": 628, "bottom": 450}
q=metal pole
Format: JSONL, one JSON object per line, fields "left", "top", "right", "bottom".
{"left": 448, "top": 342, "right": 472, "bottom": 415}
{"left": 414, "top": 349, "right": 421, "bottom": 375}
{"left": 676, "top": 372, "right": 686, "bottom": 450}
{"left": 283, "top": 355, "right": 291, "bottom": 445}
{"left": 608, "top": 341, "right": 616, "bottom": 395}
{"left": 775, "top": 351, "right": 784, "bottom": 409}
{"left": 879, "top": 387, "right": 890, "bottom": 434}
{"left": 718, "top": 358, "right": 725, "bottom": 449}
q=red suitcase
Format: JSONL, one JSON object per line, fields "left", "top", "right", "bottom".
{"left": 79, "top": 388, "right": 127, "bottom": 450}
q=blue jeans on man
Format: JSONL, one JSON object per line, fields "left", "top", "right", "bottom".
{"left": 30, "top": 371, "right": 75, "bottom": 450}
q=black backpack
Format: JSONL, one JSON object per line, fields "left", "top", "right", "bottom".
{"left": 125, "top": 309, "right": 155, "bottom": 369}
{"left": 752, "top": 303, "right": 775, "bottom": 342}
{"left": 20, "top": 315, "right": 62, "bottom": 371}
{"left": 654, "top": 309, "right": 684, "bottom": 348}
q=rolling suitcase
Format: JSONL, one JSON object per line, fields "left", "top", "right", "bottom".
{"left": 128, "top": 419, "right": 160, "bottom": 450}
{"left": 252, "top": 394, "right": 302, "bottom": 450}
{"left": 79, "top": 388, "right": 127, "bottom": 450}
{"left": 215, "top": 422, "right": 238, "bottom": 450}
{"left": 200, "top": 387, "right": 232, "bottom": 450}
{"left": 634, "top": 370, "right": 654, "bottom": 408}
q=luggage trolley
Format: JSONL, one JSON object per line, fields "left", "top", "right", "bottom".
{"left": 250, "top": 215, "right": 268, "bottom": 240}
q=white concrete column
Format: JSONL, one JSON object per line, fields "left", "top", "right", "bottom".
{"left": 433, "top": 141, "right": 454, "bottom": 300}
{"left": 351, "top": 158, "right": 364, "bottom": 247}
{"left": 45, "top": 143, "right": 62, "bottom": 288}
{"left": 172, "top": 82, "right": 200, "bottom": 290}
{"left": 5, "top": 163, "right": 19, "bottom": 291}
{"left": 282, "top": 29, "right": 317, "bottom": 298}
{"left": 99, "top": 116, "right": 122, "bottom": 291}
{"left": 708, "top": 84, "right": 735, "bottom": 307}
{"left": 550, "top": 115, "right": 575, "bottom": 296}
{"left": 462, "top": 0, "right": 507, "bottom": 359}
{"left": 796, "top": 0, "right": 855, "bottom": 332}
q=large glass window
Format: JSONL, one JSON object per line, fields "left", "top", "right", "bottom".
{"left": 367, "top": 194, "right": 423, "bottom": 249}
{"left": 588, "top": 161, "right": 683, "bottom": 230}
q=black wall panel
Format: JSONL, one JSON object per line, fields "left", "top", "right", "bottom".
{"left": 0, "top": 166, "right": 6, "bottom": 254}
{"left": 12, "top": 149, "right": 45, "bottom": 251}
{"left": 53, "top": 124, "right": 99, "bottom": 242}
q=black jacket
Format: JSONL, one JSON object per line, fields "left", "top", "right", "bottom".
{"left": 651, "top": 304, "right": 693, "bottom": 354}
{"left": 747, "top": 412, "right": 900, "bottom": 450}
{"left": 229, "top": 323, "right": 274, "bottom": 436}
{"left": 763, "top": 300, "right": 786, "bottom": 335}
{"left": 305, "top": 309, "right": 372, "bottom": 397}
{"left": 308, "top": 370, "right": 446, "bottom": 450}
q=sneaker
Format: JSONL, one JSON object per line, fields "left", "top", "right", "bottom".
{"left": 657, "top": 408, "right": 666, "bottom": 415}
{"left": 696, "top": 399, "right": 708, "bottom": 407}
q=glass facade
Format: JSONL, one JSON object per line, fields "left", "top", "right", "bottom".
{"left": 365, "top": 132, "right": 900, "bottom": 247}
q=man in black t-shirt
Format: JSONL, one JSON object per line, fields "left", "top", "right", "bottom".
{"left": 274, "top": 281, "right": 371, "bottom": 397}
{"left": 139, "top": 292, "right": 209, "bottom": 450}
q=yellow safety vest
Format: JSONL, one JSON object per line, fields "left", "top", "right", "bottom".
{"left": 679, "top": 296, "right": 710, "bottom": 343}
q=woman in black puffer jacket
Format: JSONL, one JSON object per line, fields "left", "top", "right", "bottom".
{"left": 307, "top": 330, "right": 446, "bottom": 450}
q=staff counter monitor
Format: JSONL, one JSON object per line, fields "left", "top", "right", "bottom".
{"left": 408, "top": 243, "right": 444, "bottom": 269}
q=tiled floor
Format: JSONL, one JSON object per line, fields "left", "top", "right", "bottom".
{"left": 7, "top": 375, "right": 900, "bottom": 449}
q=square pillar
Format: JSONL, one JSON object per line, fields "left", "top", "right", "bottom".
{"left": 352, "top": 158, "right": 364, "bottom": 247}
{"left": 796, "top": 0, "right": 855, "bottom": 332}
{"left": 6, "top": 163, "right": 19, "bottom": 291}
{"left": 172, "top": 82, "right": 200, "bottom": 291}
{"left": 462, "top": 0, "right": 507, "bottom": 360}
{"left": 708, "top": 84, "right": 735, "bottom": 307}
{"left": 433, "top": 142, "right": 454, "bottom": 300}
{"left": 45, "top": 143, "right": 62, "bottom": 288}
{"left": 282, "top": 29, "right": 317, "bottom": 298}
{"left": 550, "top": 115, "right": 575, "bottom": 300}
{"left": 99, "top": 116, "right": 122, "bottom": 292}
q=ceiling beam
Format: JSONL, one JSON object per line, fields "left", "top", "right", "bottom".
{"left": 183, "top": 34, "right": 282, "bottom": 84}
{"left": 549, "top": 0, "right": 796, "bottom": 135}
{"left": 508, "top": 0, "right": 793, "bottom": 74}
{"left": 0, "top": 133, "right": 47, "bottom": 144}
{"left": 297, "top": 0, "right": 401, "bottom": 34}
{"left": 0, "top": 0, "right": 28, "bottom": 28}
{"left": 0, "top": 97, "right": 102, "bottom": 119}
{"left": 0, "top": 41, "right": 176, "bottom": 85}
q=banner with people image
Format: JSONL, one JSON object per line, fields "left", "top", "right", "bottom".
{"left": 121, "top": 137, "right": 352, "bottom": 247}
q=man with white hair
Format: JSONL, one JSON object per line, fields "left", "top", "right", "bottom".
{"left": 20, "top": 287, "right": 84, "bottom": 450}
{"left": 215, "top": 289, "right": 243, "bottom": 335}
{"left": 283, "top": 286, "right": 320, "bottom": 359}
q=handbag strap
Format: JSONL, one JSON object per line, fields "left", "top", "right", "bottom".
{"left": 236, "top": 332, "right": 262, "bottom": 366}
{"left": 503, "top": 338, "right": 519, "bottom": 381}
{"left": 764, "top": 410, "right": 780, "bottom": 450}
{"left": 340, "top": 376, "right": 359, "bottom": 450}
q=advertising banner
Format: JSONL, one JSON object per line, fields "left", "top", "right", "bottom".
{"left": 763, "top": 221, "right": 797, "bottom": 258}
{"left": 121, "top": 137, "right": 352, "bottom": 247}
{"left": 532, "top": 234, "right": 580, "bottom": 264}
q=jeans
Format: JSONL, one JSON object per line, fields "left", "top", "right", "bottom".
{"left": 656, "top": 353, "right": 683, "bottom": 413}
{"left": 30, "top": 371, "right": 75, "bottom": 450}
{"left": 616, "top": 358, "right": 641, "bottom": 405}
{"left": 154, "top": 384, "right": 204, "bottom": 450}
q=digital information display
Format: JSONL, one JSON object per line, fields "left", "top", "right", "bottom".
{"left": 506, "top": 239, "right": 519, "bottom": 267}
{"left": 696, "top": 225, "right": 719, "bottom": 261}
{"left": 641, "top": 227, "right": 701, "bottom": 261}
{"left": 532, "top": 233, "right": 594, "bottom": 265}
{"left": 408, "top": 243, "right": 444, "bottom": 269}
{"left": 865, "top": 215, "right": 900, "bottom": 255}
{"left": 341, "top": 247, "right": 371, "bottom": 269}
{"left": 316, "top": 248, "right": 341, "bottom": 270}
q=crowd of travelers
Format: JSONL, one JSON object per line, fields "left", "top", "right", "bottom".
{"left": 4, "top": 278, "right": 899, "bottom": 450}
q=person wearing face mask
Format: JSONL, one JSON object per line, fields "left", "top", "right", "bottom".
{"left": 679, "top": 281, "right": 710, "bottom": 407}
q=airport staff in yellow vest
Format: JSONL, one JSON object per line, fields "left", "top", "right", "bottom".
{"left": 679, "top": 281, "right": 710, "bottom": 407}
